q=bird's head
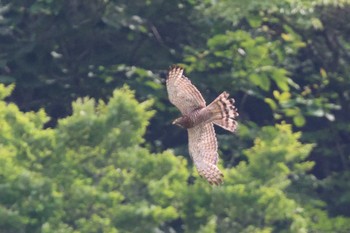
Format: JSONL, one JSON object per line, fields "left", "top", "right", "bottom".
{"left": 172, "top": 116, "right": 191, "bottom": 128}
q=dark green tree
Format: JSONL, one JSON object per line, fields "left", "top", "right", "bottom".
{"left": 2, "top": 0, "right": 350, "bottom": 232}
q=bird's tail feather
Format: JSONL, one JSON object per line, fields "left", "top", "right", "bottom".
{"left": 206, "top": 92, "right": 238, "bottom": 132}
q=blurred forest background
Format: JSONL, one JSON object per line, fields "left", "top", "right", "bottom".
{"left": 1, "top": 0, "right": 350, "bottom": 232}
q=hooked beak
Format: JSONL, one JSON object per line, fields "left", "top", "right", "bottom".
{"left": 172, "top": 118, "right": 183, "bottom": 126}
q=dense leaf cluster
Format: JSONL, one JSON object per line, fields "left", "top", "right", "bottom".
{"left": 1, "top": 0, "right": 350, "bottom": 232}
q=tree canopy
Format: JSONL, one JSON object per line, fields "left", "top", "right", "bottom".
{"left": 1, "top": 0, "right": 350, "bottom": 232}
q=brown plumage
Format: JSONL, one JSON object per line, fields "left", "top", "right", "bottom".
{"left": 166, "top": 65, "right": 239, "bottom": 185}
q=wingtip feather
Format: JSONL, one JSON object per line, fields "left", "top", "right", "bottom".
{"left": 198, "top": 164, "right": 224, "bottom": 185}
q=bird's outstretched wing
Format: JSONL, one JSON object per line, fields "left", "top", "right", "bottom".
{"left": 188, "top": 122, "right": 224, "bottom": 185}
{"left": 166, "top": 65, "right": 206, "bottom": 115}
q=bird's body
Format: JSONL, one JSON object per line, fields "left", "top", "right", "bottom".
{"left": 166, "top": 65, "right": 239, "bottom": 185}
{"left": 173, "top": 108, "right": 213, "bottom": 129}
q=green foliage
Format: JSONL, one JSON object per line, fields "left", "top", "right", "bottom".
{"left": 0, "top": 0, "right": 197, "bottom": 124}
{"left": 183, "top": 2, "right": 350, "bottom": 225}
{"left": 2, "top": 83, "right": 347, "bottom": 232}
{"left": 306, "top": 207, "right": 350, "bottom": 233}
{"left": 2, "top": 0, "right": 350, "bottom": 232}
{"left": 178, "top": 124, "right": 316, "bottom": 233}
{"left": 0, "top": 84, "right": 188, "bottom": 232}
